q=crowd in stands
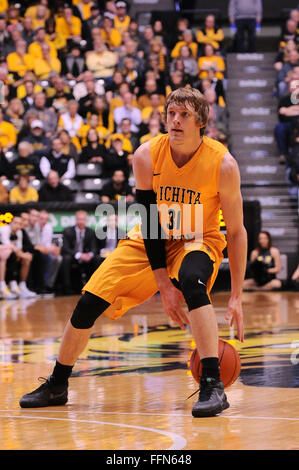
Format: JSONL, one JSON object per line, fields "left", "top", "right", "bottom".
{"left": 0, "top": 0, "right": 229, "bottom": 207}
{"left": 274, "top": 8, "right": 299, "bottom": 194}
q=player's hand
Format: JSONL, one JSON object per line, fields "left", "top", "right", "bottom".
{"left": 159, "top": 284, "right": 190, "bottom": 330}
{"left": 225, "top": 296, "right": 244, "bottom": 342}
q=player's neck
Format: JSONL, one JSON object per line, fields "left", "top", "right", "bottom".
{"left": 170, "top": 136, "right": 203, "bottom": 166}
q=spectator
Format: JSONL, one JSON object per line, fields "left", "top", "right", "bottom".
{"left": 61, "top": 42, "right": 87, "bottom": 82}
{"left": 9, "top": 174, "right": 39, "bottom": 204}
{"left": 0, "top": 180, "right": 8, "bottom": 202}
{"left": 10, "top": 141, "right": 41, "bottom": 180}
{"left": 204, "top": 88, "right": 228, "bottom": 132}
{"left": 33, "top": 42, "right": 61, "bottom": 80}
{"left": 175, "top": 45, "right": 198, "bottom": 83}
{"left": 228, "top": 0, "right": 262, "bottom": 53}
{"left": 274, "top": 40, "right": 298, "bottom": 72}
{"left": 4, "top": 98, "right": 25, "bottom": 135}
{"left": 58, "top": 129, "right": 79, "bottom": 163}
{"left": 137, "top": 78, "right": 166, "bottom": 109}
{"left": 114, "top": 91, "right": 142, "bottom": 133}
{"left": 26, "top": 92, "right": 57, "bottom": 137}
{"left": 22, "top": 16, "right": 35, "bottom": 46}
{"left": 84, "top": 4, "right": 102, "bottom": 38}
{"left": 78, "top": 79, "right": 99, "bottom": 118}
{"left": 101, "top": 168, "right": 134, "bottom": 202}
{"left": 57, "top": 100, "right": 84, "bottom": 151}
{"left": 76, "top": 0, "right": 94, "bottom": 22}
{"left": 0, "top": 215, "right": 36, "bottom": 299}
{"left": 275, "top": 80, "right": 299, "bottom": 163}
{"left": 141, "top": 92, "right": 164, "bottom": 124}
{"left": 279, "top": 19, "right": 299, "bottom": 49}
{"left": 6, "top": 39, "right": 34, "bottom": 80}
{"left": 106, "top": 117, "right": 138, "bottom": 152}
{"left": 171, "top": 29, "right": 198, "bottom": 59}
{"left": 137, "top": 25, "right": 155, "bottom": 59}
{"left": 276, "top": 49, "right": 299, "bottom": 97}
{"left": 46, "top": 76, "right": 74, "bottom": 114}
{"left": 79, "top": 128, "right": 106, "bottom": 164}
{"left": 28, "top": 27, "right": 57, "bottom": 60}
{"left": 100, "top": 13, "right": 122, "bottom": 49}
{"left": 85, "top": 37, "right": 117, "bottom": 81}
{"left": 78, "top": 113, "right": 109, "bottom": 147}
{"left": 55, "top": 5, "right": 82, "bottom": 44}
{"left": 198, "top": 44, "right": 226, "bottom": 80}
{"left": 18, "top": 74, "right": 42, "bottom": 107}
{"left": 0, "top": 107, "right": 17, "bottom": 152}
{"left": 196, "top": 14, "right": 224, "bottom": 52}
{"left": 40, "top": 137, "right": 76, "bottom": 181}
{"left": 38, "top": 170, "right": 73, "bottom": 202}
{"left": 0, "top": 16, "right": 10, "bottom": 59}
{"left": 114, "top": 1, "right": 130, "bottom": 35}
{"left": 140, "top": 117, "right": 163, "bottom": 144}
{"left": 61, "top": 210, "right": 101, "bottom": 295}
{"left": 243, "top": 231, "right": 282, "bottom": 291}
{"left": 72, "top": 70, "right": 105, "bottom": 101}
{"left": 22, "top": 119, "right": 51, "bottom": 159}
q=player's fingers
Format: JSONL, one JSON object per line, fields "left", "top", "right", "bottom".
{"left": 178, "top": 306, "right": 190, "bottom": 325}
{"left": 168, "top": 308, "right": 185, "bottom": 330}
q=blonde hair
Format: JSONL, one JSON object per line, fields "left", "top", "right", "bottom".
{"left": 163, "top": 87, "right": 209, "bottom": 135}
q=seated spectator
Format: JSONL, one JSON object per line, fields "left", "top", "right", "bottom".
{"left": 175, "top": 45, "right": 199, "bottom": 83}
{"left": 79, "top": 128, "right": 107, "bottom": 164}
{"left": 170, "top": 17, "right": 190, "bottom": 49}
{"left": 55, "top": 5, "right": 82, "bottom": 44}
{"left": 78, "top": 79, "right": 99, "bottom": 119}
{"left": 33, "top": 43, "right": 61, "bottom": 80}
{"left": 21, "top": 119, "right": 51, "bottom": 159}
{"left": 137, "top": 25, "right": 155, "bottom": 59}
{"left": 0, "top": 215, "right": 37, "bottom": 299}
{"left": 117, "top": 39, "right": 144, "bottom": 77}
{"left": 22, "top": 16, "right": 35, "bottom": 46}
{"left": 109, "top": 81, "right": 137, "bottom": 114}
{"left": 38, "top": 170, "right": 73, "bottom": 202}
{"left": 83, "top": 4, "right": 102, "bottom": 39}
{"left": 28, "top": 26, "right": 57, "bottom": 60}
{"left": 6, "top": 39, "right": 34, "bottom": 80}
{"left": 72, "top": 70, "right": 105, "bottom": 101}
{"left": 0, "top": 107, "right": 17, "bottom": 152}
{"left": 102, "top": 137, "right": 130, "bottom": 177}
{"left": 204, "top": 88, "right": 228, "bottom": 131}
{"left": 114, "top": 1, "right": 130, "bottom": 35}
{"left": 122, "top": 56, "right": 140, "bottom": 88}
{"left": 171, "top": 29, "right": 198, "bottom": 59}
{"left": 114, "top": 91, "right": 142, "bottom": 133}
{"left": 89, "top": 95, "right": 114, "bottom": 133}
{"left": 32, "top": 209, "right": 62, "bottom": 294}
{"left": 196, "top": 14, "right": 224, "bottom": 52}
{"left": 276, "top": 48, "right": 299, "bottom": 97}
{"left": 100, "top": 13, "right": 122, "bottom": 49}
{"left": 105, "top": 69, "right": 126, "bottom": 103}
{"left": 40, "top": 137, "right": 76, "bottom": 181}
{"left": 58, "top": 129, "right": 79, "bottom": 163}
{"left": 9, "top": 174, "right": 39, "bottom": 204}
{"left": 149, "top": 37, "right": 167, "bottom": 73}
{"left": 274, "top": 80, "right": 299, "bottom": 163}
{"left": 243, "top": 231, "right": 282, "bottom": 291}
{"left": 17, "top": 72, "right": 42, "bottom": 102}
{"left": 57, "top": 100, "right": 84, "bottom": 152}
{"left": 46, "top": 76, "right": 74, "bottom": 114}
{"left": 61, "top": 42, "right": 87, "bottom": 82}
{"left": 165, "top": 70, "right": 186, "bottom": 95}
{"left": 279, "top": 18, "right": 299, "bottom": 49}
{"left": 274, "top": 40, "right": 298, "bottom": 72}
{"left": 10, "top": 141, "right": 41, "bottom": 180}
{"left": 25, "top": 1, "right": 50, "bottom": 24}
{"left": 137, "top": 78, "right": 166, "bottom": 109}
{"left": 76, "top": 0, "right": 94, "bottom": 22}
{"left": 27, "top": 3, "right": 49, "bottom": 30}
{"left": 0, "top": 16, "right": 10, "bottom": 59}
{"left": 61, "top": 210, "right": 101, "bottom": 294}
{"left": 4, "top": 98, "right": 25, "bottom": 135}
{"left": 101, "top": 168, "right": 134, "bottom": 202}
{"left": 85, "top": 37, "right": 117, "bottom": 81}
{"left": 140, "top": 117, "right": 163, "bottom": 144}
{"left": 106, "top": 117, "right": 138, "bottom": 152}
{"left": 141, "top": 92, "right": 164, "bottom": 124}
{"left": 198, "top": 44, "right": 226, "bottom": 80}
{"left": 26, "top": 92, "right": 57, "bottom": 138}
{"left": 78, "top": 113, "right": 110, "bottom": 147}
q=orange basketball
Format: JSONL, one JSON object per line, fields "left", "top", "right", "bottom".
{"left": 189, "top": 339, "right": 241, "bottom": 388}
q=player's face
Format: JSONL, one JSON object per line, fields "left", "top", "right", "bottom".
{"left": 166, "top": 103, "right": 200, "bottom": 142}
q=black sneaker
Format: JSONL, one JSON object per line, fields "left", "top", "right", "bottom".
{"left": 19, "top": 377, "right": 68, "bottom": 408}
{"left": 192, "top": 377, "right": 229, "bottom": 418}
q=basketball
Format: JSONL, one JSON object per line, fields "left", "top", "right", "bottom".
{"left": 189, "top": 339, "right": 241, "bottom": 388}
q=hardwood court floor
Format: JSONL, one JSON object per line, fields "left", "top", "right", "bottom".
{"left": 0, "top": 291, "right": 298, "bottom": 450}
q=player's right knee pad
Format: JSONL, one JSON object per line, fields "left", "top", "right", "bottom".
{"left": 70, "top": 292, "right": 110, "bottom": 329}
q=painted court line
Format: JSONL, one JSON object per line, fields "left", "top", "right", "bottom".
{"left": 0, "top": 413, "right": 187, "bottom": 450}
{"left": 0, "top": 409, "right": 298, "bottom": 421}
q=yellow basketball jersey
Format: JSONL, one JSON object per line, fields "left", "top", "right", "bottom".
{"left": 149, "top": 133, "right": 227, "bottom": 257}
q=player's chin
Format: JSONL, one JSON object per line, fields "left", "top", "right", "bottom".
{"left": 170, "top": 130, "right": 184, "bottom": 139}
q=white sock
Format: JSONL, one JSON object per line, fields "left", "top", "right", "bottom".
{"left": 9, "top": 280, "right": 18, "bottom": 289}
{"left": 0, "top": 281, "right": 7, "bottom": 289}
{"left": 19, "top": 281, "right": 27, "bottom": 289}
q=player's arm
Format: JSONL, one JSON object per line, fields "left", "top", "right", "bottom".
{"left": 219, "top": 152, "right": 247, "bottom": 342}
{"left": 133, "top": 143, "right": 189, "bottom": 329}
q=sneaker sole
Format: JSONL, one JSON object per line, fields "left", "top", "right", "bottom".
{"left": 192, "top": 400, "right": 230, "bottom": 418}
{"left": 19, "top": 397, "right": 68, "bottom": 408}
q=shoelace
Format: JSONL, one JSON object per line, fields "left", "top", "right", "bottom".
{"left": 186, "top": 377, "right": 215, "bottom": 401}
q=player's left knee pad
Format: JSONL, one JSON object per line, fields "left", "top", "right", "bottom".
{"left": 178, "top": 251, "right": 214, "bottom": 311}
{"left": 70, "top": 292, "right": 110, "bottom": 329}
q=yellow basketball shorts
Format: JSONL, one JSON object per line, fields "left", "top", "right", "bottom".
{"left": 83, "top": 235, "right": 223, "bottom": 320}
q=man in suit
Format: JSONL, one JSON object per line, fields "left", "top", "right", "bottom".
{"left": 61, "top": 210, "right": 101, "bottom": 294}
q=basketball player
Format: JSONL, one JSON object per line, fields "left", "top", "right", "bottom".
{"left": 20, "top": 88, "right": 247, "bottom": 417}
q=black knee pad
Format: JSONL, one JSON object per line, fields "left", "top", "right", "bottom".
{"left": 70, "top": 292, "right": 110, "bottom": 329}
{"left": 178, "top": 251, "right": 214, "bottom": 311}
